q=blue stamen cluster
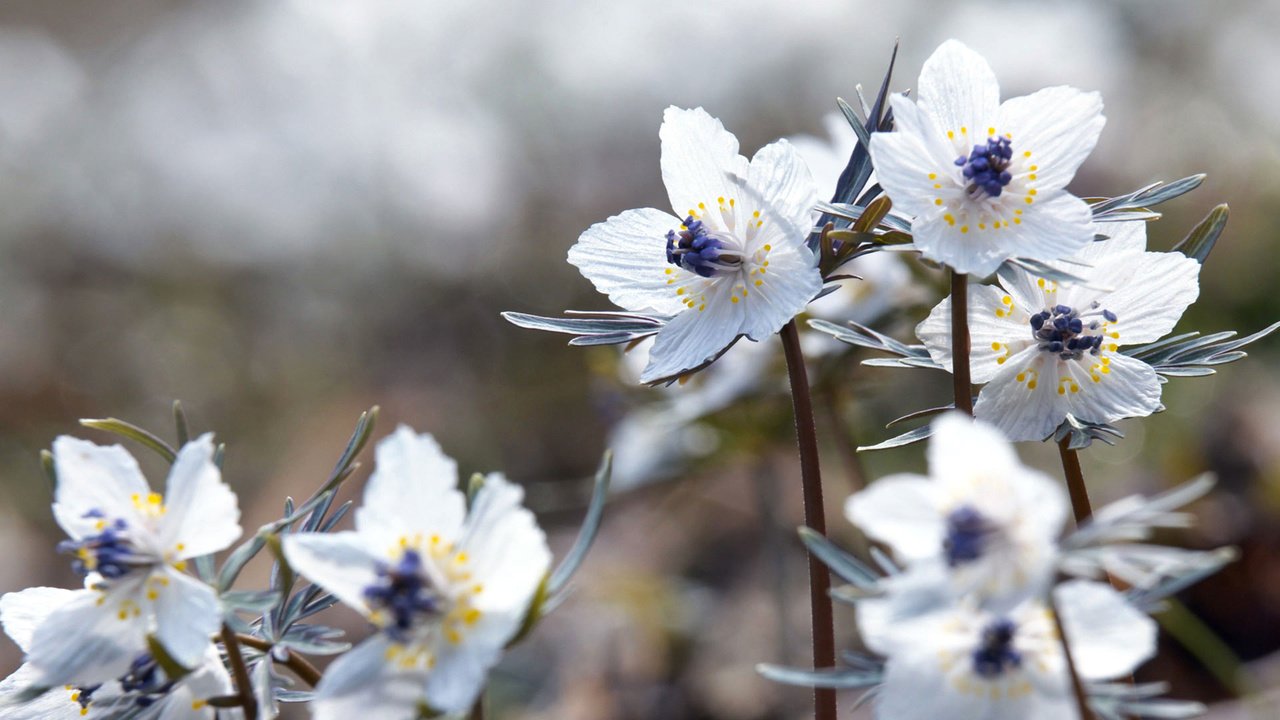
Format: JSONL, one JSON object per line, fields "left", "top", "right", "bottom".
{"left": 665, "top": 216, "right": 740, "bottom": 278}
{"left": 955, "top": 137, "right": 1013, "bottom": 198}
{"left": 118, "top": 653, "right": 176, "bottom": 708}
{"left": 363, "top": 550, "right": 442, "bottom": 639}
{"left": 972, "top": 619, "right": 1022, "bottom": 678}
{"left": 943, "top": 505, "right": 990, "bottom": 566}
{"left": 56, "top": 511, "right": 141, "bottom": 579}
{"left": 1030, "top": 304, "right": 1115, "bottom": 360}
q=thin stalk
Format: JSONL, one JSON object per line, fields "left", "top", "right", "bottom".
{"left": 222, "top": 624, "right": 259, "bottom": 720}
{"left": 1057, "top": 438, "right": 1094, "bottom": 523}
{"left": 1050, "top": 593, "right": 1096, "bottom": 720}
{"left": 236, "top": 634, "right": 323, "bottom": 687}
{"left": 779, "top": 319, "right": 837, "bottom": 720}
{"left": 470, "top": 697, "right": 484, "bottom": 720}
{"left": 950, "top": 270, "right": 973, "bottom": 415}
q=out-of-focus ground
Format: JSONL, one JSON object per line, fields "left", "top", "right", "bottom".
{"left": 0, "top": 0, "right": 1277, "bottom": 718}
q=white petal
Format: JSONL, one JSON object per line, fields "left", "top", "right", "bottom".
{"left": 1005, "top": 192, "right": 1095, "bottom": 268}
{"left": 1056, "top": 580, "right": 1157, "bottom": 680}
{"left": 151, "top": 568, "right": 220, "bottom": 670}
{"left": 659, "top": 107, "right": 750, "bottom": 221}
{"left": 0, "top": 588, "right": 77, "bottom": 653}
{"left": 27, "top": 585, "right": 149, "bottom": 687}
{"left": 281, "top": 532, "right": 382, "bottom": 617}
{"left": 51, "top": 437, "right": 150, "bottom": 542}
{"left": 422, "top": 637, "right": 499, "bottom": 715}
{"left": 916, "top": 40, "right": 1000, "bottom": 141}
{"left": 1088, "top": 219, "right": 1148, "bottom": 254}
{"left": 844, "top": 474, "right": 943, "bottom": 561}
{"left": 0, "top": 665, "right": 85, "bottom": 719}
{"left": 566, "top": 207, "right": 693, "bottom": 315}
{"left": 974, "top": 349, "right": 1067, "bottom": 442}
{"left": 999, "top": 86, "right": 1104, "bottom": 192}
{"left": 1062, "top": 352, "right": 1162, "bottom": 426}
{"left": 160, "top": 434, "right": 241, "bottom": 558}
{"left": 744, "top": 138, "right": 819, "bottom": 240}
{"left": 927, "top": 413, "right": 1022, "bottom": 487}
{"left": 916, "top": 285, "right": 1031, "bottom": 384}
{"left": 639, "top": 284, "right": 743, "bottom": 384}
{"left": 1098, "top": 251, "right": 1200, "bottom": 345}
{"left": 868, "top": 99, "right": 956, "bottom": 219}
{"left": 356, "top": 427, "right": 467, "bottom": 547}
{"left": 312, "top": 634, "right": 427, "bottom": 720}
{"left": 739, "top": 241, "right": 821, "bottom": 340}
{"left": 910, "top": 208, "right": 1016, "bottom": 277}
{"left": 151, "top": 645, "right": 233, "bottom": 720}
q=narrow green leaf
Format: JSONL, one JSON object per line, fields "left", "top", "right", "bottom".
{"left": 80, "top": 418, "right": 177, "bottom": 464}
{"left": 1173, "top": 204, "right": 1228, "bottom": 264}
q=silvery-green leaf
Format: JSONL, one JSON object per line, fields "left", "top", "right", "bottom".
{"left": 857, "top": 424, "right": 933, "bottom": 452}
{"left": 756, "top": 662, "right": 883, "bottom": 690}
{"left": 547, "top": 451, "right": 612, "bottom": 598}
{"left": 1090, "top": 174, "right": 1205, "bottom": 217}
{"left": 1172, "top": 204, "right": 1228, "bottom": 264}
{"left": 798, "top": 527, "right": 881, "bottom": 589}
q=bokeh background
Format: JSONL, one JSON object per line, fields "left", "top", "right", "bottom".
{"left": 0, "top": 0, "right": 1277, "bottom": 717}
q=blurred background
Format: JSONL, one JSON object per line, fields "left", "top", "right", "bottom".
{"left": 0, "top": 0, "right": 1277, "bottom": 717}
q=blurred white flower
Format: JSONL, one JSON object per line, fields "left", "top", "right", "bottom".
{"left": 568, "top": 106, "right": 822, "bottom": 384}
{"left": 0, "top": 587, "right": 237, "bottom": 719}
{"left": 916, "top": 222, "right": 1201, "bottom": 441}
{"left": 859, "top": 579, "right": 1156, "bottom": 720}
{"left": 846, "top": 413, "right": 1067, "bottom": 605}
{"left": 282, "top": 427, "right": 550, "bottom": 717}
{"left": 870, "top": 39, "right": 1104, "bottom": 276}
{"left": 12, "top": 437, "right": 240, "bottom": 688}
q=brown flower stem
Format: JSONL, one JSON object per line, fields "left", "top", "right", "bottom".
{"left": 1057, "top": 438, "right": 1094, "bottom": 523}
{"left": 950, "top": 269, "right": 973, "bottom": 415}
{"left": 235, "top": 633, "right": 323, "bottom": 688}
{"left": 780, "top": 319, "right": 837, "bottom": 720}
{"left": 470, "top": 697, "right": 484, "bottom": 720}
{"left": 221, "top": 624, "right": 259, "bottom": 720}
{"left": 1050, "top": 592, "right": 1097, "bottom": 720}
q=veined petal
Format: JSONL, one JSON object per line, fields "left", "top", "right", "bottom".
{"left": 916, "top": 285, "right": 1031, "bottom": 384}
{"left": 51, "top": 437, "right": 150, "bottom": 542}
{"left": 1056, "top": 580, "right": 1156, "bottom": 680}
{"left": 910, "top": 208, "right": 1015, "bottom": 277}
{"left": 160, "top": 434, "right": 241, "bottom": 559}
{"left": 459, "top": 475, "right": 550, "bottom": 625}
{"left": 1098, "top": 251, "right": 1200, "bottom": 345}
{"left": 356, "top": 427, "right": 467, "bottom": 546}
{"left": 916, "top": 40, "right": 1000, "bottom": 143}
{"left": 0, "top": 588, "right": 77, "bottom": 653}
{"left": 974, "top": 349, "right": 1067, "bottom": 442}
{"left": 151, "top": 568, "right": 220, "bottom": 670}
{"left": 154, "top": 646, "right": 233, "bottom": 719}
{"left": 1062, "top": 351, "right": 1162, "bottom": 426}
{"left": 1003, "top": 192, "right": 1095, "bottom": 269}
{"left": 0, "top": 664, "right": 85, "bottom": 719}
{"left": 27, "top": 585, "right": 149, "bottom": 687}
{"left": 423, "top": 637, "right": 499, "bottom": 715}
{"left": 927, "top": 413, "right": 1022, "bottom": 488}
{"left": 869, "top": 99, "right": 959, "bottom": 219}
{"left": 999, "top": 87, "right": 1104, "bottom": 192}
{"left": 659, "top": 107, "right": 750, "bottom": 222}
{"left": 738, "top": 241, "right": 821, "bottom": 341}
{"left": 566, "top": 207, "right": 693, "bottom": 315}
{"left": 281, "top": 532, "right": 382, "bottom": 617}
{"left": 311, "top": 634, "right": 427, "bottom": 720}
{"left": 744, "top": 138, "right": 818, "bottom": 239}
{"left": 844, "top": 474, "right": 943, "bottom": 561}
{"left": 640, "top": 284, "right": 743, "bottom": 384}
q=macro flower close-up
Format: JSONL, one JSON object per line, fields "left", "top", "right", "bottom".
{"left": 870, "top": 39, "right": 1105, "bottom": 277}
{"left": 281, "top": 426, "right": 551, "bottom": 719}
{"left": 915, "top": 221, "right": 1201, "bottom": 441}
{"left": 566, "top": 106, "right": 823, "bottom": 384}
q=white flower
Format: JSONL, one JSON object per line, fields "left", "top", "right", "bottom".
{"left": 846, "top": 413, "right": 1067, "bottom": 605}
{"left": 859, "top": 580, "right": 1156, "bottom": 720}
{"left": 281, "top": 426, "right": 551, "bottom": 718}
{"left": 11, "top": 436, "right": 240, "bottom": 688}
{"left": 0, "top": 587, "right": 237, "bottom": 719}
{"left": 568, "top": 106, "right": 822, "bottom": 384}
{"left": 870, "top": 39, "right": 1105, "bottom": 276}
{"left": 916, "top": 221, "right": 1201, "bottom": 441}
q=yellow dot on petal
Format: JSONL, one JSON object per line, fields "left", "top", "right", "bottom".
{"left": 988, "top": 127, "right": 995, "bottom": 135}
{"left": 754, "top": 279, "right": 763, "bottom": 286}
{"left": 730, "top": 296, "right": 739, "bottom": 304}
{"left": 676, "top": 287, "right": 685, "bottom": 295}
{"left": 935, "top": 198, "right": 943, "bottom": 206}
{"left": 961, "top": 126, "right": 968, "bottom": 134}
{"left": 934, "top": 183, "right": 942, "bottom": 189}
{"left": 763, "top": 244, "right": 771, "bottom": 251}
{"left": 1013, "top": 218, "right": 1022, "bottom": 224}
{"left": 947, "top": 130, "right": 955, "bottom": 139}
{"left": 991, "top": 342, "right": 1001, "bottom": 350}
{"left": 1024, "top": 151, "right": 1032, "bottom": 157}
{"left": 960, "top": 226, "right": 969, "bottom": 234}
{"left": 1028, "top": 188, "right": 1038, "bottom": 196}
{"left": 1029, "top": 173, "right": 1037, "bottom": 180}
{"left": 928, "top": 173, "right": 937, "bottom": 179}
{"left": 1025, "top": 197, "right": 1034, "bottom": 204}
{"left": 979, "top": 223, "right": 986, "bottom": 229}
{"left": 1030, "top": 164, "right": 1038, "bottom": 171}
{"left": 1028, "top": 380, "right": 1037, "bottom": 389}
{"left": 698, "top": 202, "right": 705, "bottom": 209}
{"left": 944, "top": 214, "right": 955, "bottom": 226}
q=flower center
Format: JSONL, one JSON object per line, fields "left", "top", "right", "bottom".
{"left": 363, "top": 549, "right": 445, "bottom": 638}
{"left": 1030, "top": 303, "right": 1117, "bottom": 360}
{"left": 72, "top": 652, "right": 175, "bottom": 712}
{"left": 57, "top": 511, "right": 149, "bottom": 579}
{"left": 971, "top": 619, "right": 1022, "bottom": 678}
{"left": 955, "top": 138, "right": 1013, "bottom": 199}
{"left": 665, "top": 215, "right": 745, "bottom": 279}
{"left": 943, "top": 505, "right": 993, "bottom": 566}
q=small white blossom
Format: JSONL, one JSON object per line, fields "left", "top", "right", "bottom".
{"left": 916, "top": 221, "right": 1201, "bottom": 441}
{"left": 846, "top": 413, "right": 1067, "bottom": 605}
{"left": 859, "top": 580, "right": 1156, "bottom": 720}
{"left": 10, "top": 436, "right": 240, "bottom": 688}
{"left": 870, "top": 39, "right": 1105, "bottom": 276}
{"left": 282, "top": 426, "right": 551, "bottom": 718}
{"left": 0, "top": 587, "right": 237, "bottom": 719}
{"left": 568, "top": 106, "right": 822, "bottom": 384}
